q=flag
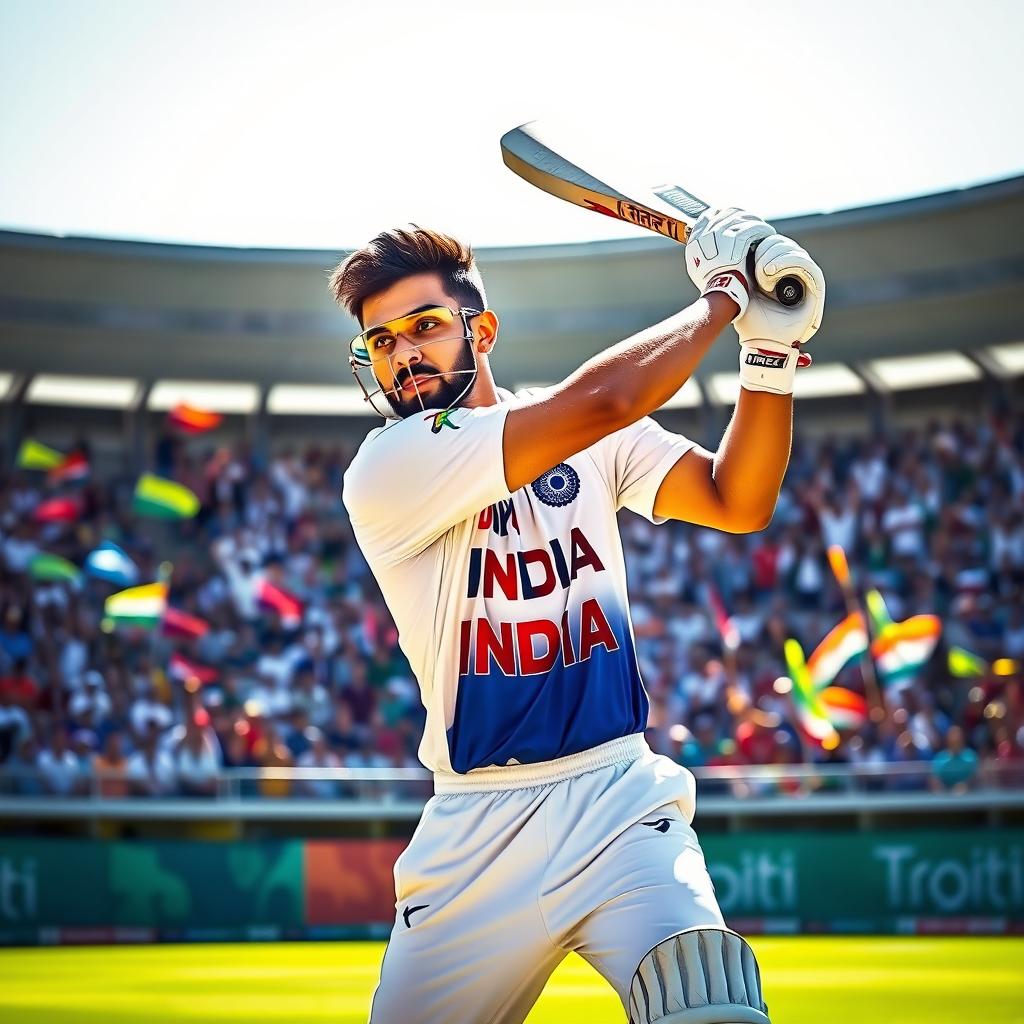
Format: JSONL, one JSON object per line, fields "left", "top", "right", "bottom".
{"left": 85, "top": 541, "right": 139, "bottom": 587}
{"left": 132, "top": 473, "right": 200, "bottom": 519}
{"left": 865, "top": 589, "right": 895, "bottom": 634}
{"left": 820, "top": 686, "right": 868, "bottom": 729}
{"left": 807, "top": 612, "right": 869, "bottom": 689}
{"left": 28, "top": 553, "right": 81, "bottom": 583}
{"left": 256, "top": 578, "right": 303, "bottom": 628}
{"left": 48, "top": 450, "right": 90, "bottom": 483}
{"left": 871, "top": 615, "right": 942, "bottom": 687}
{"left": 34, "top": 497, "right": 81, "bottom": 523}
{"left": 168, "top": 403, "right": 223, "bottom": 434}
{"left": 784, "top": 638, "right": 840, "bottom": 747}
{"left": 16, "top": 439, "right": 63, "bottom": 471}
{"left": 708, "top": 585, "right": 740, "bottom": 651}
{"left": 948, "top": 646, "right": 988, "bottom": 678}
{"left": 168, "top": 652, "right": 219, "bottom": 686}
{"left": 161, "top": 606, "right": 210, "bottom": 641}
{"left": 826, "top": 544, "right": 852, "bottom": 590}
{"left": 104, "top": 581, "right": 168, "bottom": 629}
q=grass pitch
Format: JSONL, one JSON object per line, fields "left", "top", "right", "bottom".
{"left": 1, "top": 937, "right": 1022, "bottom": 1022}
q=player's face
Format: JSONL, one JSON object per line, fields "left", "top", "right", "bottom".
{"left": 359, "top": 273, "right": 480, "bottom": 419}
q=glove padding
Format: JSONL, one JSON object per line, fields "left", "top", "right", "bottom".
{"left": 736, "top": 233, "right": 826, "bottom": 395}
{"left": 685, "top": 207, "right": 775, "bottom": 318}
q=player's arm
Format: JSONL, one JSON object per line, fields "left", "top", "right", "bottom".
{"left": 502, "top": 211, "right": 777, "bottom": 496}
{"left": 654, "top": 223, "right": 827, "bottom": 531}
{"left": 502, "top": 291, "right": 738, "bottom": 492}
{"left": 652, "top": 392, "right": 792, "bottom": 532}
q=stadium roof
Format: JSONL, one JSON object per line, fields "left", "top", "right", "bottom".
{"left": 1, "top": 176, "right": 1022, "bottom": 422}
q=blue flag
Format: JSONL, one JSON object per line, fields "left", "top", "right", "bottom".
{"left": 85, "top": 541, "right": 139, "bottom": 587}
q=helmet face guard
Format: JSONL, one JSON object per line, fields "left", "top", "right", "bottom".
{"left": 348, "top": 305, "right": 483, "bottom": 420}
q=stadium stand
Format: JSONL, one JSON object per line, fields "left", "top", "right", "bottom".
{"left": 1, "top": 176, "right": 1022, "bottom": 802}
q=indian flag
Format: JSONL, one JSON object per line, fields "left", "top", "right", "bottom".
{"left": 132, "top": 473, "right": 200, "bottom": 520}
{"left": 871, "top": 615, "right": 942, "bottom": 686}
{"left": 784, "top": 638, "right": 840, "bottom": 747}
{"left": 807, "top": 612, "right": 869, "bottom": 689}
{"left": 104, "top": 581, "right": 168, "bottom": 629}
{"left": 820, "top": 686, "right": 868, "bottom": 729}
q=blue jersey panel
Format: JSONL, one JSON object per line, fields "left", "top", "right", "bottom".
{"left": 446, "top": 610, "right": 649, "bottom": 774}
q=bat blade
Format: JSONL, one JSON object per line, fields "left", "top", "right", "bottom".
{"left": 500, "top": 120, "right": 806, "bottom": 307}
{"left": 500, "top": 121, "right": 708, "bottom": 244}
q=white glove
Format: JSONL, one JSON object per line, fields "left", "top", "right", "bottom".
{"left": 685, "top": 207, "right": 774, "bottom": 319}
{"left": 735, "top": 233, "right": 826, "bottom": 395}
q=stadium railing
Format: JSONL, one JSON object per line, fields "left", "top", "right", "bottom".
{"left": 1, "top": 762, "right": 1022, "bottom": 826}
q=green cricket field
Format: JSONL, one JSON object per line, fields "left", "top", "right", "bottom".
{"left": 1, "top": 937, "right": 1022, "bottom": 1022}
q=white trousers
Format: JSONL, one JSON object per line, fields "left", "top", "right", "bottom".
{"left": 368, "top": 735, "right": 726, "bottom": 1023}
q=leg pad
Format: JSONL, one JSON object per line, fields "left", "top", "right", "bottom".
{"left": 628, "top": 926, "right": 770, "bottom": 1024}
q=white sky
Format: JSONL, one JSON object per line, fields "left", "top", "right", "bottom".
{"left": 1, "top": 0, "right": 1022, "bottom": 249}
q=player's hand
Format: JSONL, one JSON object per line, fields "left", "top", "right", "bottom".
{"left": 735, "top": 234, "right": 826, "bottom": 395}
{"left": 685, "top": 207, "right": 774, "bottom": 318}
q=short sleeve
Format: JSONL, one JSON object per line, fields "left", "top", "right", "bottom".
{"left": 342, "top": 403, "right": 513, "bottom": 566}
{"left": 591, "top": 416, "right": 695, "bottom": 525}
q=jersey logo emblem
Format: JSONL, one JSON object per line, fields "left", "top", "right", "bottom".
{"left": 426, "top": 410, "right": 459, "bottom": 433}
{"left": 530, "top": 463, "right": 580, "bottom": 508}
{"left": 641, "top": 818, "right": 671, "bottom": 833}
{"left": 403, "top": 904, "right": 429, "bottom": 927}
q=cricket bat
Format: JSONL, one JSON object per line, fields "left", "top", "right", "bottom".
{"left": 500, "top": 120, "right": 804, "bottom": 307}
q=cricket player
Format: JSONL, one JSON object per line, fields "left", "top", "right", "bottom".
{"left": 333, "top": 208, "right": 824, "bottom": 1023}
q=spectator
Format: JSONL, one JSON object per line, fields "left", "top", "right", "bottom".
{"left": 254, "top": 721, "right": 293, "bottom": 798}
{"left": 0, "top": 406, "right": 1019, "bottom": 799}
{"left": 0, "top": 657, "right": 39, "bottom": 711}
{"left": 93, "top": 731, "right": 130, "bottom": 798}
{"left": 930, "top": 726, "right": 979, "bottom": 793}
{"left": 297, "top": 727, "right": 343, "bottom": 798}
{"left": 127, "top": 726, "right": 177, "bottom": 796}
{"left": 176, "top": 711, "right": 222, "bottom": 797}
{"left": 37, "top": 730, "right": 81, "bottom": 796}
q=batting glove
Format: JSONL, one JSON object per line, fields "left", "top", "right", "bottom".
{"left": 735, "top": 234, "right": 826, "bottom": 395}
{"left": 685, "top": 207, "right": 774, "bottom": 319}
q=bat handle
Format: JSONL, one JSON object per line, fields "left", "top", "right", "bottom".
{"left": 775, "top": 276, "right": 804, "bottom": 307}
{"left": 745, "top": 248, "right": 805, "bottom": 307}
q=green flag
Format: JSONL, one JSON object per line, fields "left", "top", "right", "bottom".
{"left": 132, "top": 473, "right": 200, "bottom": 520}
{"left": 29, "top": 553, "right": 81, "bottom": 583}
{"left": 865, "top": 589, "right": 894, "bottom": 634}
{"left": 948, "top": 646, "right": 988, "bottom": 678}
{"left": 17, "top": 439, "right": 63, "bottom": 471}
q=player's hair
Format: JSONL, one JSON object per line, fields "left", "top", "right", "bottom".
{"left": 328, "top": 226, "right": 487, "bottom": 325}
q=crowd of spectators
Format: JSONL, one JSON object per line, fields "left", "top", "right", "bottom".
{"left": 1, "top": 405, "right": 1022, "bottom": 800}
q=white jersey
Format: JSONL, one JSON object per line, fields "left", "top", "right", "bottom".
{"left": 342, "top": 387, "right": 695, "bottom": 778}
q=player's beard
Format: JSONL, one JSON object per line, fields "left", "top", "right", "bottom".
{"left": 385, "top": 342, "right": 478, "bottom": 420}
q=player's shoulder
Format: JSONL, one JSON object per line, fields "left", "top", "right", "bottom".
{"left": 341, "top": 400, "right": 500, "bottom": 506}
{"left": 342, "top": 416, "right": 416, "bottom": 497}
